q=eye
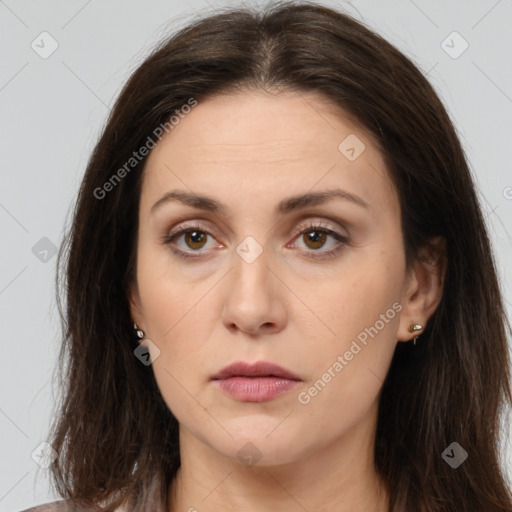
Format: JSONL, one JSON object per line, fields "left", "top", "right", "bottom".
{"left": 163, "top": 223, "right": 221, "bottom": 259}
{"left": 289, "top": 221, "right": 348, "bottom": 259}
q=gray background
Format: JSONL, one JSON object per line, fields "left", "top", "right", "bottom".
{"left": 1, "top": 0, "right": 511, "bottom": 510}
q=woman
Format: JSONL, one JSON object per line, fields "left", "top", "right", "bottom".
{"left": 22, "top": 1, "right": 512, "bottom": 511}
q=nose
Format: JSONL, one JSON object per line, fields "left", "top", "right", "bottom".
{"left": 221, "top": 243, "right": 287, "bottom": 337}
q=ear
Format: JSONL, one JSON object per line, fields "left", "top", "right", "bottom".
{"left": 128, "top": 282, "right": 147, "bottom": 347}
{"left": 396, "top": 236, "right": 446, "bottom": 342}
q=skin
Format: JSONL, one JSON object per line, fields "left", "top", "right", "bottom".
{"left": 129, "top": 90, "right": 445, "bottom": 512}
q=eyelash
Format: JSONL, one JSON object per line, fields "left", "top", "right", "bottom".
{"left": 162, "top": 221, "right": 348, "bottom": 260}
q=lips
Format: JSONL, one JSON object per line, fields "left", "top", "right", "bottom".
{"left": 211, "top": 360, "right": 301, "bottom": 381}
{"left": 211, "top": 361, "right": 302, "bottom": 402}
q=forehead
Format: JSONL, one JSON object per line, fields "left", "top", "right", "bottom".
{"left": 149, "top": 90, "right": 375, "bottom": 156}
{"left": 140, "top": 90, "right": 397, "bottom": 216}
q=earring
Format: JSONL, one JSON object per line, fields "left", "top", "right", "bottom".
{"left": 133, "top": 323, "right": 145, "bottom": 340}
{"left": 408, "top": 323, "right": 423, "bottom": 346}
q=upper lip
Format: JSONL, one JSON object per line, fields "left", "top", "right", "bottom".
{"left": 211, "top": 361, "right": 302, "bottom": 381}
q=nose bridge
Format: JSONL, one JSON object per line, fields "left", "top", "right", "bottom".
{"left": 232, "top": 234, "right": 273, "bottom": 300}
{"left": 221, "top": 232, "right": 285, "bottom": 334}
{"left": 229, "top": 204, "right": 275, "bottom": 287}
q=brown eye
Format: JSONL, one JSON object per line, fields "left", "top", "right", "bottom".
{"left": 184, "top": 230, "right": 208, "bottom": 250}
{"left": 302, "top": 230, "right": 328, "bottom": 250}
{"left": 291, "top": 222, "right": 348, "bottom": 260}
{"left": 163, "top": 223, "right": 222, "bottom": 260}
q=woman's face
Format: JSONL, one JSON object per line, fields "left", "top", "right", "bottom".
{"left": 130, "top": 90, "right": 432, "bottom": 467}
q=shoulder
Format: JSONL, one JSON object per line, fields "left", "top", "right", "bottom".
{"left": 19, "top": 500, "right": 127, "bottom": 512}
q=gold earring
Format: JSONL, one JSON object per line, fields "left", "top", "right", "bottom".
{"left": 408, "top": 323, "right": 423, "bottom": 346}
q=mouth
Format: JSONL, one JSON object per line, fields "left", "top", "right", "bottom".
{"left": 211, "top": 361, "right": 302, "bottom": 402}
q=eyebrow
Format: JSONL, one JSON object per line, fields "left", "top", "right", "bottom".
{"left": 150, "top": 188, "right": 369, "bottom": 216}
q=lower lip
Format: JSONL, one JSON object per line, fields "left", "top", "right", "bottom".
{"left": 213, "top": 376, "right": 300, "bottom": 402}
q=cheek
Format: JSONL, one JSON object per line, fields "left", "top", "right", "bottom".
{"left": 296, "top": 250, "right": 403, "bottom": 406}
{"left": 299, "top": 252, "right": 404, "bottom": 345}
{"left": 295, "top": 286, "right": 401, "bottom": 439}
{"left": 136, "top": 239, "right": 205, "bottom": 332}
{"left": 135, "top": 243, "right": 228, "bottom": 378}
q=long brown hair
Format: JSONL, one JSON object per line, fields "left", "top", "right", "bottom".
{"left": 49, "top": 1, "right": 512, "bottom": 510}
